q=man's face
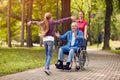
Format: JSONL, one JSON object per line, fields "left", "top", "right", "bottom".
{"left": 71, "top": 25, "right": 77, "bottom": 32}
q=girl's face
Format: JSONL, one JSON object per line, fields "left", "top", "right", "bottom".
{"left": 79, "top": 12, "right": 84, "bottom": 19}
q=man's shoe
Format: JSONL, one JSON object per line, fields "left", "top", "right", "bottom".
{"left": 55, "top": 60, "right": 63, "bottom": 69}
{"left": 55, "top": 63, "right": 63, "bottom": 69}
{"left": 63, "top": 62, "right": 71, "bottom": 70}
{"left": 63, "top": 65, "right": 71, "bottom": 70}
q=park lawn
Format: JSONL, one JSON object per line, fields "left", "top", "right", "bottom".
{"left": 88, "top": 40, "right": 120, "bottom": 55}
{"left": 0, "top": 47, "right": 57, "bottom": 76}
{"left": 108, "top": 50, "right": 120, "bottom": 54}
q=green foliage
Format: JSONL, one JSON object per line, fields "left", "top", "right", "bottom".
{"left": 0, "top": 0, "right": 57, "bottom": 44}
{"left": 0, "top": 16, "right": 7, "bottom": 41}
{"left": 0, "top": 0, "right": 120, "bottom": 45}
{"left": 71, "top": 0, "right": 106, "bottom": 44}
{"left": 110, "top": 0, "right": 120, "bottom": 40}
{"left": 106, "top": 50, "right": 120, "bottom": 54}
{"left": 31, "top": 0, "right": 57, "bottom": 43}
{"left": 31, "top": 25, "right": 40, "bottom": 43}
{"left": 71, "top": 0, "right": 120, "bottom": 44}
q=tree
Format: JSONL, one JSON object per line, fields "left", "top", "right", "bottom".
{"left": 103, "top": 0, "right": 113, "bottom": 50}
{"left": 59, "top": 0, "right": 71, "bottom": 46}
{"left": 61, "top": 0, "right": 71, "bottom": 33}
{"left": 1, "top": 0, "right": 120, "bottom": 47}
{"left": 21, "top": 0, "right": 25, "bottom": 47}
{"left": 119, "top": 0, "right": 120, "bottom": 9}
{"left": 7, "top": 0, "right": 12, "bottom": 47}
{"left": 26, "top": 0, "right": 33, "bottom": 47}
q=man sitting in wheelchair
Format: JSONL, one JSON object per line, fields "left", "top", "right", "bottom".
{"left": 55, "top": 22, "right": 84, "bottom": 70}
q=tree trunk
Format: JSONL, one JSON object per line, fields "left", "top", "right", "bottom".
{"left": 21, "top": 0, "right": 25, "bottom": 47}
{"left": 103, "top": 0, "right": 113, "bottom": 50}
{"left": 61, "top": 0, "right": 71, "bottom": 33}
{"left": 7, "top": 0, "right": 12, "bottom": 47}
{"left": 54, "top": 0, "right": 59, "bottom": 49}
{"left": 26, "top": 0, "right": 33, "bottom": 47}
{"left": 118, "top": 0, "right": 120, "bottom": 9}
{"left": 60, "top": 0, "right": 71, "bottom": 46}
{"left": 88, "top": 11, "right": 93, "bottom": 45}
{"left": 87, "top": 0, "right": 92, "bottom": 45}
{"left": 39, "top": 2, "right": 44, "bottom": 47}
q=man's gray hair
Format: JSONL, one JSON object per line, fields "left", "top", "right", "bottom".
{"left": 71, "top": 22, "right": 78, "bottom": 27}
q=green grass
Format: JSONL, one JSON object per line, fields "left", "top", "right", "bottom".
{"left": 0, "top": 47, "right": 57, "bottom": 76}
{"left": 88, "top": 43, "right": 120, "bottom": 54}
{"left": 107, "top": 50, "right": 120, "bottom": 54}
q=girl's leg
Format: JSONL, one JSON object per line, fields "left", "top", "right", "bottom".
{"left": 43, "top": 41, "right": 48, "bottom": 64}
{"left": 44, "top": 41, "right": 54, "bottom": 70}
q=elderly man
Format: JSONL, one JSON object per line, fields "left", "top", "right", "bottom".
{"left": 55, "top": 22, "right": 84, "bottom": 70}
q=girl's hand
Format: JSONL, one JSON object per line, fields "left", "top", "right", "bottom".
{"left": 39, "top": 32, "right": 46, "bottom": 37}
{"left": 71, "top": 16, "right": 76, "bottom": 21}
{"left": 27, "top": 21, "right": 32, "bottom": 26}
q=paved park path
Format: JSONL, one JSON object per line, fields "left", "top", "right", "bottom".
{"left": 0, "top": 49, "right": 120, "bottom": 80}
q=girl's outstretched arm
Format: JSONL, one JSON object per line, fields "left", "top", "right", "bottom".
{"left": 27, "top": 21, "right": 44, "bottom": 26}
{"left": 53, "top": 17, "right": 71, "bottom": 24}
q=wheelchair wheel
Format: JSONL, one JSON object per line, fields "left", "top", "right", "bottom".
{"left": 78, "top": 50, "right": 85, "bottom": 70}
{"left": 75, "top": 66, "right": 80, "bottom": 71}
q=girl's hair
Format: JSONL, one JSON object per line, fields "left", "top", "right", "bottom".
{"left": 43, "top": 12, "right": 52, "bottom": 36}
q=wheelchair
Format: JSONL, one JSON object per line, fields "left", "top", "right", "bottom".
{"left": 63, "top": 46, "right": 89, "bottom": 71}
{"left": 55, "top": 39, "right": 89, "bottom": 71}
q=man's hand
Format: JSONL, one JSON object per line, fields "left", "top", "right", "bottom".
{"left": 55, "top": 32, "right": 60, "bottom": 38}
{"left": 74, "top": 31, "right": 78, "bottom": 39}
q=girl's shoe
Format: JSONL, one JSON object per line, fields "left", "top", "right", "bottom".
{"left": 44, "top": 69, "right": 50, "bottom": 75}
